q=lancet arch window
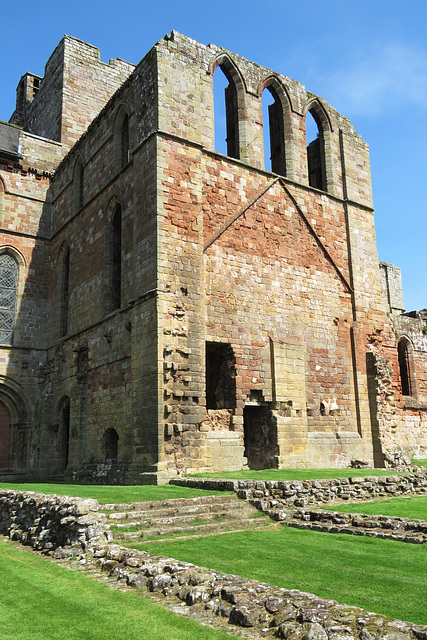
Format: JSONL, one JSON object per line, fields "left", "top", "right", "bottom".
{"left": 110, "top": 204, "right": 122, "bottom": 311}
{"left": 306, "top": 108, "right": 326, "bottom": 191}
{"left": 260, "top": 79, "right": 289, "bottom": 176}
{"left": 398, "top": 337, "right": 414, "bottom": 397}
{"left": 58, "top": 244, "right": 70, "bottom": 338}
{"left": 212, "top": 57, "right": 244, "bottom": 160}
{"left": 73, "top": 157, "right": 84, "bottom": 212}
{"left": 0, "top": 253, "right": 18, "bottom": 345}
{"left": 114, "top": 106, "right": 130, "bottom": 171}
{"left": 57, "top": 396, "right": 70, "bottom": 472}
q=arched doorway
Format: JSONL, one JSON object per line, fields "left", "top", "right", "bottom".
{"left": 104, "top": 428, "right": 119, "bottom": 462}
{"left": 0, "top": 401, "right": 11, "bottom": 470}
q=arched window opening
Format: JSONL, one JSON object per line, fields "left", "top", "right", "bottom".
{"left": 73, "top": 158, "right": 84, "bottom": 212}
{"left": 306, "top": 110, "right": 326, "bottom": 191}
{"left": 120, "top": 114, "right": 130, "bottom": 168}
{"left": 398, "top": 339, "right": 412, "bottom": 396}
{"left": 58, "top": 397, "right": 70, "bottom": 472}
{"left": 114, "top": 107, "right": 130, "bottom": 172}
{"left": 111, "top": 204, "right": 122, "bottom": 311}
{"left": 59, "top": 246, "right": 70, "bottom": 338}
{"left": 0, "top": 401, "right": 11, "bottom": 470}
{"left": 213, "top": 66, "right": 239, "bottom": 159}
{"left": 104, "top": 428, "right": 118, "bottom": 461}
{"left": 262, "top": 86, "right": 286, "bottom": 176}
{"left": 0, "top": 253, "right": 18, "bottom": 345}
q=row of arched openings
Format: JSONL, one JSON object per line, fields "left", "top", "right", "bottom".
{"left": 213, "top": 61, "right": 327, "bottom": 191}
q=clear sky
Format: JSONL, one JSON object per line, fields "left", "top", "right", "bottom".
{"left": 2, "top": 0, "right": 426, "bottom": 311}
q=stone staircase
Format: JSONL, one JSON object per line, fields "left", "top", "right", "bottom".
{"left": 101, "top": 493, "right": 276, "bottom": 543}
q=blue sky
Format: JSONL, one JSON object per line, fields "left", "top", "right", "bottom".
{"left": 2, "top": 0, "right": 426, "bottom": 310}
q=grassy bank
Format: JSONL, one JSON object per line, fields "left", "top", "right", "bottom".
{"left": 0, "top": 539, "right": 237, "bottom": 640}
{"left": 0, "top": 482, "right": 231, "bottom": 504}
{"left": 144, "top": 526, "right": 427, "bottom": 625}
{"left": 332, "top": 495, "right": 427, "bottom": 519}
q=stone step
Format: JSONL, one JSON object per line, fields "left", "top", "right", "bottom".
{"left": 113, "top": 514, "right": 275, "bottom": 541}
{"left": 110, "top": 505, "right": 261, "bottom": 529}
{"left": 105, "top": 499, "right": 255, "bottom": 523}
{"left": 101, "top": 493, "right": 237, "bottom": 513}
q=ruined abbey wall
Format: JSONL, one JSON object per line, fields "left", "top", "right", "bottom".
{"left": 0, "top": 32, "right": 426, "bottom": 482}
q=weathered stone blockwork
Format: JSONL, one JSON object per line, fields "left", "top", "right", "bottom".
{"left": 0, "top": 31, "right": 426, "bottom": 482}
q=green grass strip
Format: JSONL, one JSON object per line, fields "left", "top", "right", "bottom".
{"left": 0, "top": 482, "right": 231, "bottom": 504}
{"left": 144, "top": 526, "right": 427, "bottom": 625}
{"left": 0, "top": 539, "right": 238, "bottom": 640}
{"left": 332, "top": 495, "right": 427, "bottom": 519}
{"left": 188, "top": 468, "right": 407, "bottom": 480}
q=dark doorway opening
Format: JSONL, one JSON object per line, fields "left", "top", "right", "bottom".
{"left": 243, "top": 405, "right": 278, "bottom": 469}
{"left": 206, "top": 342, "right": 236, "bottom": 409}
{"left": 104, "top": 428, "right": 119, "bottom": 461}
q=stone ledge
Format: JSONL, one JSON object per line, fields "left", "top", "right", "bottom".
{"left": 288, "top": 508, "right": 427, "bottom": 544}
{"left": 171, "top": 470, "right": 427, "bottom": 511}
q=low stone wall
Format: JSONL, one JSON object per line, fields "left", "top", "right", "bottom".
{"left": 289, "top": 508, "right": 427, "bottom": 544}
{"left": 0, "top": 489, "right": 112, "bottom": 551}
{"left": 76, "top": 542, "right": 427, "bottom": 639}
{"left": 171, "top": 471, "right": 427, "bottom": 517}
{"left": 1, "top": 487, "right": 427, "bottom": 637}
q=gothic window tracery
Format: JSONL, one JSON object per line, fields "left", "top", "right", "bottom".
{"left": 0, "top": 253, "right": 18, "bottom": 345}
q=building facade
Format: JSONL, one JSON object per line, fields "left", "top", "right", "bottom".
{"left": 0, "top": 32, "right": 426, "bottom": 483}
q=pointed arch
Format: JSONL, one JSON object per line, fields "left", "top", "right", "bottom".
{"left": 0, "top": 375, "right": 32, "bottom": 471}
{"left": 304, "top": 98, "right": 333, "bottom": 192}
{"left": 104, "top": 196, "right": 122, "bottom": 313}
{"left": 258, "top": 75, "right": 293, "bottom": 176}
{"left": 0, "top": 251, "right": 19, "bottom": 345}
{"left": 114, "top": 105, "right": 130, "bottom": 171}
{"left": 56, "top": 242, "right": 70, "bottom": 338}
{"left": 73, "top": 156, "right": 84, "bottom": 212}
{"left": 210, "top": 53, "right": 246, "bottom": 160}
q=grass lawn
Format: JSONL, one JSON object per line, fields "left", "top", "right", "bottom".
{"left": 0, "top": 482, "right": 231, "bottom": 504}
{"left": 143, "top": 526, "right": 427, "bottom": 626}
{"left": 413, "top": 459, "right": 427, "bottom": 467}
{"left": 332, "top": 495, "right": 427, "bottom": 519}
{"left": 189, "top": 468, "right": 407, "bottom": 481}
{"left": 0, "top": 539, "right": 238, "bottom": 640}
